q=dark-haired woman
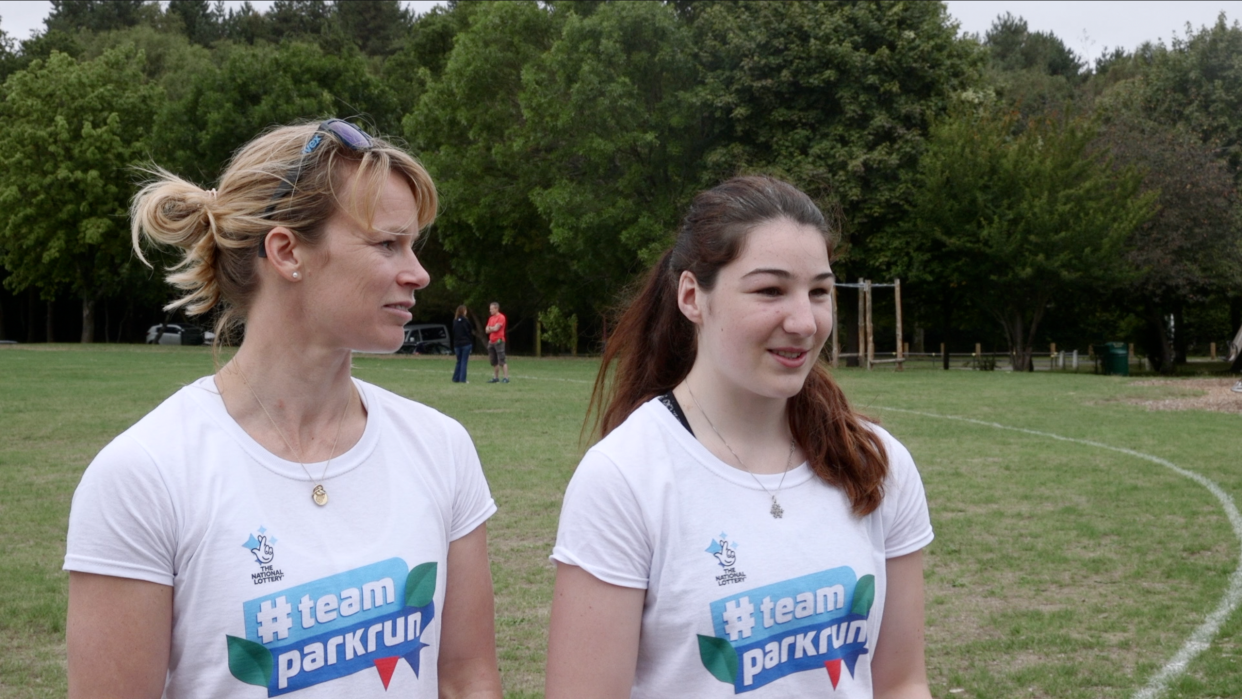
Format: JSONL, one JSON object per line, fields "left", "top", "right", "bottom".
{"left": 63, "top": 121, "right": 502, "bottom": 698}
{"left": 452, "top": 305, "right": 474, "bottom": 383}
{"left": 546, "top": 176, "right": 933, "bottom": 698}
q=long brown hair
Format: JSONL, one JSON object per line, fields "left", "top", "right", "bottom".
{"left": 588, "top": 175, "right": 888, "bottom": 516}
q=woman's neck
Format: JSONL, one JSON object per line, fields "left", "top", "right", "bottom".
{"left": 215, "top": 327, "right": 363, "bottom": 463}
{"left": 673, "top": 364, "right": 796, "bottom": 474}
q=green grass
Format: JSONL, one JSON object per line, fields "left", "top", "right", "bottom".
{"left": 1, "top": 345, "right": 1239, "bottom": 698}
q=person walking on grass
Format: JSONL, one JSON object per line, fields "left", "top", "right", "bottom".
{"left": 452, "top": 304, "right": 474, "bottom": 383}
{"left": 64, "top": 120, "right": 502, "bottom": 698}
{"left": 486, "top": 301, "right": 509, "bottom": 384}
{"left": 546, "top": 176, "right": 934, "bottom": 698}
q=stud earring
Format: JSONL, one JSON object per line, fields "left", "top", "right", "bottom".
{"left": 292, "top": 271, "right": 301, "bottom": 280}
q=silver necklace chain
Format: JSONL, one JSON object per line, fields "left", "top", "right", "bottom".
{"left": 233, "top": 364, "right": 353, "bottom": 507}
{"left": 685, "top": 385, "right": 796, "bottom": 519}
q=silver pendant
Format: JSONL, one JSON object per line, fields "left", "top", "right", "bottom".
{"left": 312, "top": 484, "right": 329, "bottom": 506}
{"left": 770, "top": 498, "right": 784, "bottom": 519}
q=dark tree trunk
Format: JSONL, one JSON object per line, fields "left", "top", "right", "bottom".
{"left": 1172, "top": 302, "right": 1187, "bottom": 365}
{"left": 26, "top": 290, "right": 37, "bottom": 342}
{"left": 81, "top": 296, "right": 97, "bottom": 343}
{"left": 940, "top": 291, "right": 953, "bottom": 370}
{"left": 1143, "top": 305, "right": 1176, "bottom": 375}
{"left": 45, "top": 300, "right": 54, "bottom": 343}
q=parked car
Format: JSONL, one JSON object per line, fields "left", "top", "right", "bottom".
{"left": 146, "top": 323, "right": 215, "bottom": 346}
{"left": 399, "top": 323, "right": 451, "bottom": 354}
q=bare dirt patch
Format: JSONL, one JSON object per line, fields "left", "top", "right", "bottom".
{"left": 1126, "top": 378, "right": 1242, "bottom": 415}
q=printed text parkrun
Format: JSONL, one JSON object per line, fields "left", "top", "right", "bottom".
{"left": 697, "top": 566, "right": 877, "bottom": 693}
{"left": 227, "top": 558, "right": 439, "bottom": 696}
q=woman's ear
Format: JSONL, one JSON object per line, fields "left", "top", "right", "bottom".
{"left": 677, "top": 270, "right": 705, "bottom": 324}
{"left": 262, "top": 226, "right": 303, "bottom": 282}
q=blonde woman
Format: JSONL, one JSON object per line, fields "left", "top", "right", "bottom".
{"left": 64, "top": 120, "right": 502, "bottom": 698}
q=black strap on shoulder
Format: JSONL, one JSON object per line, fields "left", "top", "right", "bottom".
{"left": 657, "top": 391, "right": 695, "bottom": 436}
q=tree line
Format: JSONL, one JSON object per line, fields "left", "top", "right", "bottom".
{"left": 0, "top": 1, "right": 1239, "bottom": 373}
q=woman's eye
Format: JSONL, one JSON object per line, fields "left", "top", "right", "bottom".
{"left": 811, "top": 287, "right": 830, "bottom": 298}
{"left": 379, "top": 240, "right": 396, "bottom": 251}
{"left": 758, "top": 287, "right": 782, "bottom": 297}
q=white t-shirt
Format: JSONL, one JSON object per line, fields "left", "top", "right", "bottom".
{"left": 65, "top": 376, "right": 496, "bottom": 698}
{"left": 552, "top": 398, "right": 933, "bottom": 698}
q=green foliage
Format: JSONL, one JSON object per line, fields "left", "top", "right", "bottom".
{"left": 336, "top": 0, "right": 411, "bottom": 57}
{"left": 899, "top": 106, "right": 1155, "bottom": 368}
{"left": 154, "top": 40, "right": 397, "bottom": 182}
{"left": 690, "top": 1, "right": 981, "bottom": 252}
{"left": 405, "top": 1, "right": 567, "bottom": 316}
{"left": 984, "top": 12, "right": 1084, "bottom": 80}
{"left": 45, "top": 0, "right": 147, "bottom": 35}
{"left": 538, "top": 306, "right": 577, "bottom": 352}
{"left": 521, "top": 0, "right": 703, "bottom": 284}
{"left": 0, "top": 46, "right": 162, "bottom": 309}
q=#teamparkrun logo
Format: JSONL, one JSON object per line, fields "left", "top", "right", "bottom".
{"left": 697, "top": 566, "right": 876, "bottom": 693}
{"left": 225, "top": 558, "right": 438, "bottom": 696}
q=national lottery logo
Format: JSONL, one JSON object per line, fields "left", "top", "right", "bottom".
{"left": 243, "top": 526, "right": 285, "bottom": 585}
{"left": 705, "top": 533, "right": 747, "bottom": 586}
{"left": 225, "top": 557, "right": 438, "bottom": 695}
{"left": 696, "top": 566, "right": 876, "bottom": 693}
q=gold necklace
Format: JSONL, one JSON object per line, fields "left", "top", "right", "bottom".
{"left": 233, "top": 365, "right": 352, "bottom": 507}
{"left": 686, "top": 385, "right": 796, "bottom": 519}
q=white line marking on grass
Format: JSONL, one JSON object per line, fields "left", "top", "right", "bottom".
{"left": 877, "top": 406, "right": 1242, "bottom": 699}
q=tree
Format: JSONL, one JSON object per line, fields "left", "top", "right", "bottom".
{"left": 0, "top": 46, "right": 163, "bottom": 342}
{"left": 982, "top": 12, "right": 1084, "bottom": 120}
{"left": 1094, "top": 108, "right": 1242, "bottom": 372}
{"left": 1139, "top": 15, "right": 1242, "bottom": 178}
{"left": 519, "top": 0, "right": 705, "bottom": 315}
{"left": 167, "top": 0, "right": 224, "bottom": 47}
{"left": 154, "top": 40, "right": 398, "bottom": 182}
{"left": 900, "top": 106, "right": 1155, "bottom": 370}
{"left": 688, "top": 1, "right": 981, "bottom": 258}
{"left": 45, "top": 0, "right": 148, "bottom": 34}
{"left": 337, "top": 0, "right": 411, "bottom": 57}
{"left": 405, "top": 1, "right": 567, "bottom": 323}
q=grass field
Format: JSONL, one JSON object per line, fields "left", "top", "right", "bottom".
{"left": 1, "top": 344, "right": 1239, "bottom": 698}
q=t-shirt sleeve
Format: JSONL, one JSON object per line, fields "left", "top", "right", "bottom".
{"left": 448, "top": 421, "right": 497, "bottom": 541}
{"left": 551, "top": 450, "right": 652, "bottom": 589}
{"left": 63, "top": 434, "right": 178, "bottom": 586}
{"left": 877, "top": 429, "right": 935, "bottom": 559}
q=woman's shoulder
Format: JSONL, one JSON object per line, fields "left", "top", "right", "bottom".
{"left": 355, "top": 378, "right": 470, "bottom": 441}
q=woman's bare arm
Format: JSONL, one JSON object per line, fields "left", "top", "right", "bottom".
{"left": 67, "top": 572, "right": 172, "bottom": 699}
{"left": 545, "top": 562, "right": 645, "bottom": 699}
{"left": 871, "top": 550, "right": 933, "bottom": 699}
{"left": 437, "top": 524, "right": 502, "bottom": 698}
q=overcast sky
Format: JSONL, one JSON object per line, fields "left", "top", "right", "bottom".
{"left": 3, "top": 1, "right": 1241, "bottom": 61}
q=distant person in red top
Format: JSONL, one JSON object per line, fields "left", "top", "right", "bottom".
{"left": 485, "top": 302, "right": 510, "bottom": 383}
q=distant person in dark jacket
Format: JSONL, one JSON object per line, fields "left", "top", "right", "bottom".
{"left": 452, "top": 305, "right": 474, "bottom": 383}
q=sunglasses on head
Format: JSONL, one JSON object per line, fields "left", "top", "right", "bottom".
{"left": 258, "top": 119, "right": 375, "bottom": 258}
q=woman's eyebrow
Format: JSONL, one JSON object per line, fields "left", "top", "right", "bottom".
{"left": 741, "top": 268, "right": 835, "bottom": 281}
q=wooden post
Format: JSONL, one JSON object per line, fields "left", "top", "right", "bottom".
{"left": 941, "top": 342, "right": 947, "bottom": 370}
{"left": 830, "top": 283, "right": 839, "bottom": 368}
{"left": 571, "top": 316, "right": 578, "bottom": 357}
{"left": 975, "top": 342, "right": 981, "bottom": 367}
{"left": 1211, "top": 342, "right": 1217, "bottom": 360}
{"left": 864, "top": 280, "right": 874, "bottom": 371}
{"left": 894, "top": 278, "right": 903, "bottom": 371}
{"left": 535, "top": 318, "right": 542, "bottom": 358}
{"left": 857, "top": 278, "right": 866, "bottom": 367}
{"left": 1050, "top": 342, "right": 1057, "bottom": 371}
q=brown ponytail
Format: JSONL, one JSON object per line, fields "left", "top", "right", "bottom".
{"left": 587, "top": 175, "right": 888, "bottom": 516}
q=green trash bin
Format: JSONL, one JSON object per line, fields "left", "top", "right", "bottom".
{"left": 1093, "top": 342, "right": 1129, "bottom": 376}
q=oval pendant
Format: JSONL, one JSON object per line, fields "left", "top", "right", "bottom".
{"left": 312, "top": 484, "right": 328, "bottom": 506}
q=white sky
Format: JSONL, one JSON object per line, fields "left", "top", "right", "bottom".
{"left": 2, "top": 0, "right": 1240, "bottom": 61}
